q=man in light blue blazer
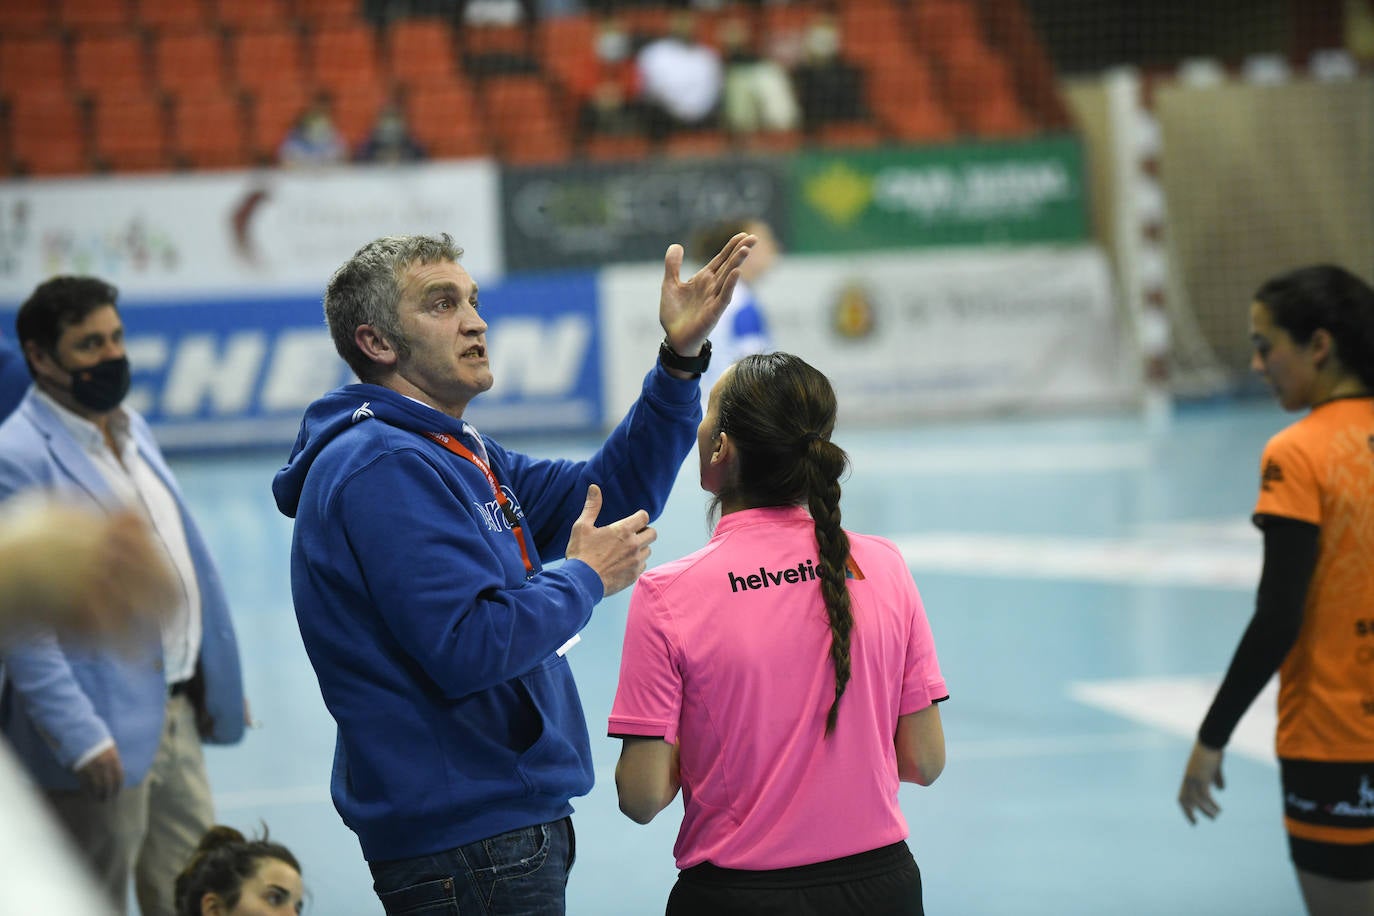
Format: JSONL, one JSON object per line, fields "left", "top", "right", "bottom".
{"left": 0, "top": 276, "right": 245, "bottom": 916}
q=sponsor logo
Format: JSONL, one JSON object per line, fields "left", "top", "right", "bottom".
{"left": 1261, "top": 459, "right": 1284, "bottom": 491}
{"left": 1327, "top": 776, "right": 1374, "bottom": 819}
{"left": 804, "top": 163, "right": 873, "bottom": 227}
{"left": 727, "top": 559, "right": 863, "bottom": 592}
{"left": 474, "top": 486, "right": 524, "bottom": 534}
{"left": 832, "top": 282, "right": 877, "bottom": 339}
{"left": 729, "top": 560, "right": 819, "bottom": 592}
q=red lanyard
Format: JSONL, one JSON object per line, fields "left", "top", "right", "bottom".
{"left": 424, "top": 431, "right": 535, "bottom": 578}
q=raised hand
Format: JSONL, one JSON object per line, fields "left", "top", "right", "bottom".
{"left": 659, "top": 231, "right": 757, "bottom": 358}
{"left": 565, "top": 484, "right": 656, "bottom": 598}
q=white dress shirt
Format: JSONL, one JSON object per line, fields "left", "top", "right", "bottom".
{"left": 35, "top": 389, "right": 202, "bottom": 691}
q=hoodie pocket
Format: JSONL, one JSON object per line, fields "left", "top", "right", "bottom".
{"left": 511, "top": 655, "right": 593, "bottom": 798}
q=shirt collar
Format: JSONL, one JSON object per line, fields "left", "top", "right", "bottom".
{"left": 713, "top": 505, "right": 812, "bottom": 537}
{"left": 33, "top": 386, "right": 131, "bottom": 455}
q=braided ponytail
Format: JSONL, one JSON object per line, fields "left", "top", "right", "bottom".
{"left": 711, "top": 352, "right": 853, "bottom": 735}
{"left": 804, "top": 437, "right": 853, "bottom": 734}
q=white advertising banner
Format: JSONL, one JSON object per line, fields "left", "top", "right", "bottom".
{"left": 601, "top": 245, "right": 1138, "bottom": 426}
{"left": 0, "top": 160, "right": 503, "bottom": 301}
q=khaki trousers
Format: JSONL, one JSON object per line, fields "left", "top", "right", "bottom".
{"left": 45, "top": 693, "right": 214, "bottom": 916}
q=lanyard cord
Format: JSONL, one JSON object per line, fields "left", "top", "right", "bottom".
{"left": 424, "top": 431, "right": 535, "bottom": 578}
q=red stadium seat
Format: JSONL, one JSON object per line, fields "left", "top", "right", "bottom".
{"left": 91, "top": 93, "right": 170, "bottom": 172}
{"left": 7, "top": 91, "right": 88, "bottom": 176}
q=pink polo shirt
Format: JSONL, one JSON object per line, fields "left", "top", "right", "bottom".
{"left": 608, "top": 506, "right": 947, "bottom": 870}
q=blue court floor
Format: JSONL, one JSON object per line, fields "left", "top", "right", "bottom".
{"left": 175, "top": 396, "right": 1305, "bottom": 915}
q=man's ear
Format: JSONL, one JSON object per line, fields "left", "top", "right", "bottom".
{"left": 354, "top": 324, "right": 397, "bottom": 368}
{"left": 200, "top": 891, "right": 225, "bottom": 916}
{"left": 21, "top": 340, "right": 59, "bottom": 383}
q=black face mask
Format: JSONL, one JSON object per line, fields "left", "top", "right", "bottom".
{"left": 65, "top": 356, "right": 131, "bottom": 412}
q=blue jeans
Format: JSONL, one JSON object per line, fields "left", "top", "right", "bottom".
{"left": 369, "top": 817, "right": 576, "bottom": 915}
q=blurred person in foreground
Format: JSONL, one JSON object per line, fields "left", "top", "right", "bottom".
{"left": 271, "top": 229, "right": 755, "bottom": 914}
{"left": 174, "top": 824, "right": 304, "bottom": 916}
{"left": 1179, "top": 265, "right": 1374, "bottom": 915}
{"left": 610, "top": 352, "right": 948, "bottom": 915}
{"left": 0, "top": 495, "right": 178, "bottom": 914}
{"left": 0, "top": 275, "right": 246, "bottom": 916}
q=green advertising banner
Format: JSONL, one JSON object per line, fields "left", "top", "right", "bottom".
{"left": 789, "top": 134, "right": 1089, "bottom": 253}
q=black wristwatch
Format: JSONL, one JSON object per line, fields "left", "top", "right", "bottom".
{"left": 658, "top": 337, "right": 712, "bottom": 377}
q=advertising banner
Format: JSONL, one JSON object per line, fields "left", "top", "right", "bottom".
{"left": 600, "top": 245, "right": 1136, "bottom": 427}
{"left": 0, "top": 160, "right": 503, "bottom": 301}
{"left": 789, "top": 135, "right": 1090, "bottom": 253}
{"left": 500, "top": 157, "right": 789, "bottom": 272}
{"left": 0, "top": 269, "right": 602, "bottom": 451}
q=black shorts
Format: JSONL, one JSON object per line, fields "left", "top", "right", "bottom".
{"left": 666, "top": 841, "right": 922, "bottom": 916}
{"left": 1281, "top": 758, "right": 1374, "bottom": 881}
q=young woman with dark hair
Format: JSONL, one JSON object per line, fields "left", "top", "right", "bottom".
{"left": 174, "top": 825, "right": 303, "bottom": 916}
{"left": 610, "top": 352, "right": 948, "bottom": 915}
{"left": 1179, "top": 265, "right": 1374, "bottom": 916}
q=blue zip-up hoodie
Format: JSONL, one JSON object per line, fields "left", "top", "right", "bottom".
{"left": 272, "top": 364, "right": 700, "bottom": 861}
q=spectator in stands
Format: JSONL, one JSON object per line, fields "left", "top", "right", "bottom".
{"left": 718, "top": 15, "right": 801, "bottom": 135}
{"left": 792, "top": 14, "right": 868, "bottom": 132}
{"left": 573, "top": 15, "right": 649, "bottom": 144}
{"left": 635, "top": 10, "right": 723, "bottom": 140}
{"left": 355, "top": 102, "right": 426, "bottom": 165}
{"left": 278, "top": 99, "right": 347, "bottom": 169}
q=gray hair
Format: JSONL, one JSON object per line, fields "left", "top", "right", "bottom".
{"left": 324, "top": 233, "right": 464, "bottom": 382}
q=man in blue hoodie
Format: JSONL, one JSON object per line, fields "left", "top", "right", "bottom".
{"left": 272, "top": 230, "right": 754, "bottom": 914}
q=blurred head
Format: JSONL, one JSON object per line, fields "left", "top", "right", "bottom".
{"left": 1250, "top": 265, "right": 1374, "bottom": 410}
{"left": 325, "top": 234, "right": 465, "bottom": 381}
{"left": 804, "top": 16, "right": 841, "bottom": 61}
{"left": 595, "top": 17, "right": 631, "bottom": 62}
{"left": 717, "top": 17, "right": 752, "bottom": 53}
{"left": 174, "top": 826, "right": 303, "bottom": 916}
{"left": 667, "top": 10, "right": 697, "bottom": 43}
{"left": 16, "top": 276, "right": 129, "bottom": 415}
{"left": 695, "top": 218, "right": 779, "bottom": 282}
{"left": 373, "top": 104, "right": 408, "bottom": 143}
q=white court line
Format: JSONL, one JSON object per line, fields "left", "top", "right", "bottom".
{"left": 947, "top": 731, "right": 1171, "bottom": 760}
{"left": 216, "top": 784, "right": 332, "bottom": 811}
{"left": 1069, "top": 675, "right": 1277, "bottom": 765}
{"left": 892, "top": 530, "right": 1260, "bottom": 590}
{"left": 854, "top": 441, "right": 1151, "bottom": 475}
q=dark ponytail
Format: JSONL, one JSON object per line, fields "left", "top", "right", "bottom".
{"left": 713, "top": 352, "right": 853, "bottom": 734}
{"left": 1254, "top": 265, "right": 1374, "bottom": 393}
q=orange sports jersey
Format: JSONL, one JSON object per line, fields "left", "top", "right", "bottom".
{"left": 1253, "top": 397, "right": 1374, "bottom": 761}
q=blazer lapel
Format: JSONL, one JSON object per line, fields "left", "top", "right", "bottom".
{"left": 26, "top": 396, "right": 125, "bottom": 515}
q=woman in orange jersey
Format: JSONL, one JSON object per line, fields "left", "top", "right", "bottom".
{"left": 1178, "top": 265, "right": 1374, "bottom": 915}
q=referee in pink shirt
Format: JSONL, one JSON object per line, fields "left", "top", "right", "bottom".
{"left": 609, "top": 352, "right": 948, "bottom": 915}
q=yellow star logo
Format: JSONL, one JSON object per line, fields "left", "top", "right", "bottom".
{"left": 804, "top": 163, "right": 873, "bottom": 227}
